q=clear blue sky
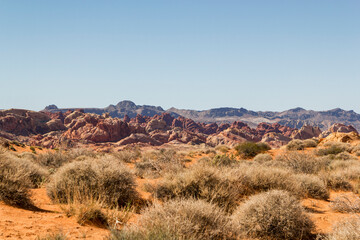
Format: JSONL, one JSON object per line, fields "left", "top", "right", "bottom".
{"left": 1, "top": 1, "right": 359, "bottom": 112}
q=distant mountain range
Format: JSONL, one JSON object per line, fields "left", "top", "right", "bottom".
{"left": 43, "top": 101, "right": 360, "bottom": 131}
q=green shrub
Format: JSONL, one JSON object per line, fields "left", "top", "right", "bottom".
{"left": 234, "top": 142, "right": 271, "bottom": 159}
{"left": 232, "top": 190, "right": 314, "bottom": 240}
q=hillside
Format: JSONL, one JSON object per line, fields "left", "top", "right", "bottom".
{"left": 44, "top": 101, "right": 360, "bottom": 131}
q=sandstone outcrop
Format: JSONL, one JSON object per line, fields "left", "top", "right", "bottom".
{"left": 291, "top": 125, "right": 322, "bottom": 140}
{"left": 320, "top": 123, "right": 359, "bottom": 138}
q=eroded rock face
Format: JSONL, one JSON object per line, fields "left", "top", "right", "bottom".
{"left": 261, "top": 132, "right": 292, "bottom": 148}
{"left": 291, "top": 125, "right": 322, "bottom": 140}
{"left": 320, "top": 123, "right": 359, "bottom": 138}
{"left": 145, "top": 119, "right": 167, "bottom": 133}
{"left": 0, "top": 109, "right": 51, "bottom": 135}
{"left": 63, "top": 113, "right": 130, "bottom": 143}
{"left": 4, "top": 108, "right": 358, "bottom": 149}
{"left": 320, "top": 132, "right": 360, "bottom": 144}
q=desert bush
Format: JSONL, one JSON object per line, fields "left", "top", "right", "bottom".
{"left": 77, "top": 204, "right": 109, "bottom": 228}
{"left": 334, "top": 152, "right": 358, "bottom": 161}
{"left": 316, "top": 142, "right": 351, "bottom": 156}
{"left": 0, "top": 153, "right": 48, "bottom": 187}
{"left": 322, "top": 216, "right": 360, "bottom": 240}
{"left": 234, "top": 142, "right": 271, "bottom": 159}
{"left": 0, "top": 153, "right": 47, "bottom": 208}
{"left": 135, "top": 149, "right": 185, "bottom": 178}
{"left": 211, "top": 154, "right": 237, "bottom": 166}
{"left": 113, "top": 148, "right": 141, "bottom": 163}
{"left": 286, "top": 139, "right": 306, "bottom": 150}
{"left": 232, "top": 190, "right": 314, "bottom": 240}
{"left": 330, "top": 193, "right": 360, "bottom": 213}
{"left": 215, "top": 145, "right": 230, "bottom": 153}
{"left": 294, "top": 174, "right": 329, "bottom": 200}
{"left": 36, "top": 148, "right": 96, "bottom": 169}
{"left": 47, "top": 157, "right": 139, "bottom": 208}
{"left": 320, "top": 172, "right": 354, "bottom": 191}
{"left": 304, "top": 138, "right": 319, "bottom": 147}
{"left": 274, "top": 152, "right": 330, "bottom": 174}
{"left": 253, "top": 153, "right": 273, "bottom": 163}
{"left": 152, "top": 163, "right": 243, "bottom": 212}
{"left": 115, "top": 199, "right": 233, "bottom": 240}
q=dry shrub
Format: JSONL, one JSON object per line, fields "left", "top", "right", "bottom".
{"left": 0, "top": 153, "right": 48, "bottom": 208}
{"left": 334, "top": 152, "right": 358, "bottom": 161}
{"left": 330, "top": 193, "right": 360, "bottom": 213}
{"left": 303, "top": 139, "right": 319, "bottom": 148}
{"left": 112, "top": 148, "right": 141, "bottom": 163}
{"left": 236, "top": 165, "right": 329, "bottom": 200}
{"left": 47, "top": 156, "right": 139, "bottom": 208}
{"left": 253, "top": 153, "right": 273, "bottom": 163}
{"left": 77, "top": 204, "right": 109, "bottom": 228}
{"left": 198, "top": 154, "right": 238, "bottom": 167}
{"left": 135, "top": 149, "right": 185, "bottom": 178}
{"left": 322, "top": 216, "right": 360, "bottom": 240}
{"left": 115, "top": 199, "right": 233, "bottom": 240}
{"left": 215, "top": 145, "right": 230, "bottom": 153}
{"left": 36, "top": 148, "right": 96, "bottom": 169}
{"left": 232, "top": 190, "right": 314, "bottom": 240}
{"left": 286, "top": 139, "right": 306, "bottom": 150}
{"left": 320, "top": 172, "right": 354, "bottom": 191}
{"left": 274, "top": 152, "right": 330, "bottom": 174}
{"left": 295, "top": 174, "right": 329, "bottom": 200}
{"left": 316, "top": 142, "right": 351, "bottom": 156}
{"left": 152, "top": 163, "right": 243, "bottom": 212}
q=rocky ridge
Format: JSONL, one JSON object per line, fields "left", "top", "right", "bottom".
{"left": 43, "top": 101, "right": 360, "bottom": 131}
{"left": 1, "top": 108, "right": 358, "bottom": 149}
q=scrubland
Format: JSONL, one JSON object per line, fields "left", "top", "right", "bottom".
{"left": 1, "top": 139, "right": 360, "bottom": 239}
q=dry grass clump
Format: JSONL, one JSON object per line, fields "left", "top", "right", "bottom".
{"left": 234, "top": 142, "right": 271, "bottom": 159}
{"left": 330, "top": 193, "right": 360, "bottom": 213}
{"left": 36, "top": 232, "right": 68, "bottom": 240}
{"left": 238, "top": 165, "right": 329, "bottom": 200}
{"left": 273, "top": 152, "right": 330, "bottom": 174}
{"left": 0, "top": 153, "right": 48, "bottom": 209}
{"left": 232, "top": 190, "right": 314, "bottom": 240}
{"left": 112, "top": 199, "right": 233, "bottom": 240}
{"left": 112, "top": 148, "right": 141, "bottom": 163}
{"left": 321, "top": 216, "right": 360, "bottom": 240}
{"left": 253, "top": 153, "right": 273, "bottom": 163}
{"left": 47, "top": 157, "right": 139, "bottom": 208}
{"left": 208, "top": 154, "right": 238, "bottom": 166}
{"left": 316, "top": 142, "right": 351, "bottom": 156}
{"left": 151, "top": 163, "right": 242, "bottom": 212}
{"left": 295, "top": 174, "right": 329, "bottom": 200}
{"left": 286, "top": 139, "right": 318, "bottom": 151}
{"left": 76, "top": 204, "right": 109, "bottom": 228}
{"left": 215, "top": 145, "right": 230, "bottom": 153}
{"left": 286, "top": 139, "right": 306, "bottom": 150}
{"left": 135, "top": 149, "right": 185, "bottom": 178}
{"left": 334, "top": 152, "right": 358, "bottom": 161}
{"left": 36, "top": 148, "right": 96, "bottom": 169}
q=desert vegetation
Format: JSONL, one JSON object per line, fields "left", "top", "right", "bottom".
{"left": 1, "top": 139, "right": 360, "bottom": 239}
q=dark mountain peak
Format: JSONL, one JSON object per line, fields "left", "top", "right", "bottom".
{"left": 116, "top": 100, "right": 137, "bottom": 109}
{"left": 288, "top": 107, "right": 305, "bottom": 112}
{"left": 44, "top": 104, "right": 58, "bottom": 111}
